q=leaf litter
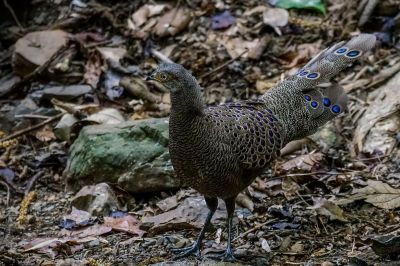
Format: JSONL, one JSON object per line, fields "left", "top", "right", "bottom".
{"left": 1, "top": 0, "right": 400, "bottom": 265}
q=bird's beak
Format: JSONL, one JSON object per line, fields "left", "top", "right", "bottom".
{"left": 145, "top": 75, "right": 152, "bottom": 81}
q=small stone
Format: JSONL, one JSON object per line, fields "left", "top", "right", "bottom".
{"left": 88, "top": 239, "right": 100, "bottom": 247}
{"left": 13, "top": 30, "right": 69, "bottom": 77}
{"left": 142, "top": 239, "right": 157, "bottom": 248}
{"left": 246, "top": 233, "right": 256, "bottom": 240}
{"left": 42, "top": 85, "right": 92, "bottom": 101}
{"left": 71, "top": 183, "right": 123, "bottom": 216}
{"left": 174, "top": 239, "right": 187, "bottom": 249}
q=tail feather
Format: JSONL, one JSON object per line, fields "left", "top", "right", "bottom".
{"left": 261, "top": 34, "right": 375, "bottom": 142}
{"left": 303, "top": 83, "right": 348, "bottom": 120}
{"left": 284, "top": 34, "right": 376, "bottom": 91}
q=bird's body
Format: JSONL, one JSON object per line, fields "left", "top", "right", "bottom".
{"left": 147, "top": 34, "right": 376, "bottom": 261}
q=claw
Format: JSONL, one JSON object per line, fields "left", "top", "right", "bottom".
{"left": 222, "top": 248, "right": 236, "bottom": 262}
{"left": 172, "top": 243, "right": 201, "bottom": 260}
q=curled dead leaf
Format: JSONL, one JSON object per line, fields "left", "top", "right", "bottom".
{"left": 309, "top": 198, "right": 348, "bottom": 222}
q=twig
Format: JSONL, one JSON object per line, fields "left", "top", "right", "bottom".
{"left": 24, "top": 172, "right": 44, "bottom": 195}
{"left": 150, "top": 48, "right": 174, "bottom": 64}
{"left": 14, "top": 114, "right": 52, "bottom": 120}
{"left": 3, "top": 0, "right": 24, "bottom": 30}
{"left": 0, "top": 181, "right": 10, "bottom": 207}
{"left": 232, "top": 218, "right": 278, "bottom": 242}
{"left": 200, "top": 48, "right": 249, "bottom": 79}
{"left": 5, "top": 45, "right": 68, "bottom": 98}
{"left": 0, "top": 113, "right": 64, "bottom": 142}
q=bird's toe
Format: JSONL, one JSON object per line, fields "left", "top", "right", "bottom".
{"left": 171, "top": 243, "right": 201, "bottom": 260}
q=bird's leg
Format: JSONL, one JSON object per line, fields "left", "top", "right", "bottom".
{"left": 222, "top": 197, "right": 237, "bottom": 262}
{"left": 172, "top": 196, "right": 218, "bottom": 259}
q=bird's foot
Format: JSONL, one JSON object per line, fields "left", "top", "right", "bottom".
{"left": 207, "top": 248, "right": 237, "bottom": 262}
{"left": 222, "top": 248, "right": 236, "bottom": 262}
{"left": 171, "top": 242, "right": 201, "bottom": 260}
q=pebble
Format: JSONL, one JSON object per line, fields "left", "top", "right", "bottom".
{"left": 142, "top": 239, "right": 157, "bottom": 248}
{"left": 174, "top": 239, "right": 187, "bottom": 249}
{"left": 88, "top": 239, "right": 100, "bottom": 247}
{"left": 246, "top": 233, "right": 256, "bottom": 240}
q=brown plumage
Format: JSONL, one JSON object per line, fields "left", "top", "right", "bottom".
{"left": 146, "top": 34, "right": 376, "bottom": 261}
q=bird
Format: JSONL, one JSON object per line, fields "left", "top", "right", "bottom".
{"left": 146, "top": 34, "right": 376, "bottom": 261}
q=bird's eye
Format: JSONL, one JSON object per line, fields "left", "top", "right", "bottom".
{"left": 161, "top": 74, "right": 167, "bottom": 80}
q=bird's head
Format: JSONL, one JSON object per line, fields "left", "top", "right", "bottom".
{"left": 146, "top": 62, "right": 196, "bottom": 93}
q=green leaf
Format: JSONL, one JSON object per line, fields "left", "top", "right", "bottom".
{"left": 273, "top": 0, "right": 326, "bottom": 15}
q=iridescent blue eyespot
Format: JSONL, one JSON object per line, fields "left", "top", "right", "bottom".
{"left": 304, "top": 95, "right": 311, "bottom": 101}
{"left": 335, "top": 47, "right": 348, "bottom": 55}
{"left": 331, "top": 105, "right": 341, "bottom": 113}
{"left": 298, "top": 70, "right": 309, "bottom": 77}
{"left": 323, "top": 97, "right": 331, "bottom": 107}
{"left": 346, "top": 50, "right": 361, "bottom": 58}
{"left": 311, "top": 101, "right": 318, "bottom": 108}
{"left": 307, "top": 72, "right": 320, "bottom": 79}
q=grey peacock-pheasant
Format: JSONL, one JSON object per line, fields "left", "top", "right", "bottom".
{"left": 146, "top": 34, "right": 376, "bottom": 261}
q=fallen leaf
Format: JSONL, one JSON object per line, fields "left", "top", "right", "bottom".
{"left": 154, "top": 7, "right": 192, "bottom": 37}
{"left": 211, "top": 10, "right": 236, "bottom": 30}
{"left": 104, "top": 215, "right": 145, "bottom": 236}
{"left": 236, "top": 193, "right": 254, "bottom": 211}
{"left": 220, "top": 36, "right": 269, "bottom": 60}
{"left": 156, "top": 195, "right": 178, "bottom": 212}
{"left": 83, "top": 52, "right": 103, "bottom": 88}
{"left": 143, "top": 196, "right": 226, "bottom": 234}
{"left": 263, "top": 8, "right": 289, "bottom": 36}
{"left": 85, "top": 108, "right": 125, "bottom": 125}
{"left": 308, "top": 198, "right": 348, "bottom": 222}
{"left": 261, "top": 238, "right": 271, "bottom": 252}
{"left": 370, "top": 234, "right": 400, "bottom": 258}
{"left": 131, "top": 4, "right": 169, "bottom": 28}
{"left": 282, "top": 177, "right": 301, "bottom": 199}
{"left": 339, "top": 180, "right": 400, "bottom": 209}
{"left": 280, "top": 152, "right": 324, "bottom": 172}
{"left": 353, "top": 70, "right": 400, "bottom": 155}
{"left": 35, "top": 125, "right": 56, "bottom": 142}
{"left": 62, "top": 207, "right": 97, "bottom": 229}
{"left": 13, "top": 30, "right": 69, "bottom": 76}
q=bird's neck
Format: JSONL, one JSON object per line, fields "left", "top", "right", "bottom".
{"left": 170, "top": 85, "right": 205, "bottom": 120}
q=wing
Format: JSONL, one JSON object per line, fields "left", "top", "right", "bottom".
{"left": 204, "top": 101, "right": 285, "bottom": 169}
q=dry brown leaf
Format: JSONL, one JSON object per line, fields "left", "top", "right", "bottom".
{"left": 131, "top": 4, "right": 169, "bottom": 28}
{"left": 35, "top": 125, "right": 56, "bottom": 142}
{"left": 156, "top": 195, "right": 178, "bottom": 212}
{"left": 282, "top": 177, "right": 301, "bottom": 199}
{"left": 104, "top": 215, "right": 145, "bottom": 236}
{"left": 236, "top": 193, "right": 254, "bottom": 211}
{"left": 309, "top": 198, "right": 348, "bottom": 222}
{"left": 85, "top": 108, "right": 125, "bottom": 125}
{"left": 263, "top": 8, "right": 289, "bottom": 36}
{"left": 353, "top": 70, "right": 400, "bottom": 155}
{"left": 280, "top": 153, "right": 324, "bottom": 172}
{"left": 83, "top": 52, "right": 103, "bottom": 88}
{"left": 143, "top": 197, "right": 226, "bottom": 234}
{"left": 154, "top": 7, "right": 192, "bottom": 37}
{"left": 220, "top": 36, "right": 269, "bottom": 60}
{"left": 338, "top": 180, "right": 400, "bottom": 209}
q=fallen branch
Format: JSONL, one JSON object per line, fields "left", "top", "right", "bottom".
{"left": 0, "top": 113, "right": 64, "bottom": 143}
{"left": 200, "top": 48, "right": 248, "bottom": 80}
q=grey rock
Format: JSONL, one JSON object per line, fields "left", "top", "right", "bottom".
{"left": 0, "top": 73, "right": 20, "bottom": 97}
{"left": 71, "top": 183, "right": 122, "bottom": 216}
{"left": 42, "top": 85, "right": 92, "bottom": 101}
{"left": 64, "top": 118, "right": 179, "bottom": 193}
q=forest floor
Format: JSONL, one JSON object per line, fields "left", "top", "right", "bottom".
{"left": 1, "top": 0, "right": 400, "bottom": 265}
